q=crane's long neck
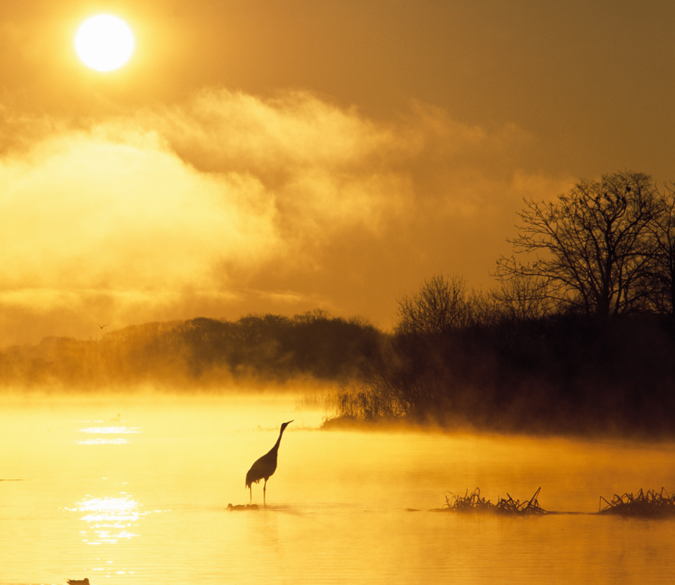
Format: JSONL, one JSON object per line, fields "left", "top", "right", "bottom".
{"left": 270, "top": 424, "right": 287, "bottom": 454}
{"left": 267, "top": 421, "right": 292, "bottom": 457}
{"left": 272, "top": 426, "right": 286, "bottom": 452}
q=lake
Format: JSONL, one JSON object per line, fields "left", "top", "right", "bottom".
{"left": 1, "top": 391, "right": 674, "bottom": 584}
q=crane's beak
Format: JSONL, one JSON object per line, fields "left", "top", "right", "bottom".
{"left": 285, "top": 420, "right": 294, "bottom": 425}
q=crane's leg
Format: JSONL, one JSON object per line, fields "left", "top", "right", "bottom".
{"left": 249, "top": 485, "right": 252, "bottom": 504}
{"left": 263, "top": 478, "right": 267, "bottom": 507}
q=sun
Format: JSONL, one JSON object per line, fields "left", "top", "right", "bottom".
{"left": 75, "top": 14, "right": 134, "bottom": 72}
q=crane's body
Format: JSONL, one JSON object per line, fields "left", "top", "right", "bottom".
{"left": 245, "top": 420, "right": 293, "bottom": 506}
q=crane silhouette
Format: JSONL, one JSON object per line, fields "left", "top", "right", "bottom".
{"left": 245, "top": 420, "right": 293, "bottom": 506}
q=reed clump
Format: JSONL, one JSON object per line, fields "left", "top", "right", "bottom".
{"left": 326, "top": 383, "right": 407, "bottom": 422}
{"left": 444, "top": 488, "right": 494, "bottom": 512}
{"left": 443, "top": 487, "right": 547, "bottom": 516}
{"left": 598, "top": 488, "right": 675, "bottom": 518}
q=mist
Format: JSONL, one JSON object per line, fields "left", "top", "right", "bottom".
{"left": 2, "top": 3, "right": 674, "bottom": 583}
{"left": 0, "top": 89, "right": 573, "bottom": 346}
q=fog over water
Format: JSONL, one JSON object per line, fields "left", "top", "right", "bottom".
{"left": 2, "top": 4, "right": 673, "bottom": 581}
{"left": 2, "top": 390, "right": 675, "bottom": 584}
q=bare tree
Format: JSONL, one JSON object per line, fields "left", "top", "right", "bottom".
{"left": 496, "top": 171, "right": 661, "bottom": 321}
{"left": 645, "top": 183, "right": 675, "bottom": 315}
{"left": 396, "top": 274, "right": 470, "bottom": 336}
{"left": 490, "top": 274, "right": 552, "bottom": 321}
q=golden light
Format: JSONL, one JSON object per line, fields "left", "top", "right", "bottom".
{"left": 72, "top": 494, "right": 144, "bottom": 545}
{"left": 78, "top": 424, "right": 141, "bottom": 445}
{"left": 75, "top": 14, "right": 135, "bottom": 72}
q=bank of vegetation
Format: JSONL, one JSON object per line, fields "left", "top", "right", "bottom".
{"left": 0, "top": 312, "right": 385, "bottom": 390}
{"left": 2, "top": 171, "right": 674, "bottom": 439}
{"left": 328, "top": 171, "right": 675, "bottom": 438}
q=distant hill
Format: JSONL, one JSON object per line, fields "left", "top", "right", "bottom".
{"left": 0, "top": 312, "right": 387, "bottom": 390}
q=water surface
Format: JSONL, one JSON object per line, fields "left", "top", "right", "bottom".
{"left": 1, "top": 392, "right": 674, "bottom": 584}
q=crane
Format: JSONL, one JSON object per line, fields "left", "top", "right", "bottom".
{"left": 245, "top": 420, "right": 293, "bottom": 506}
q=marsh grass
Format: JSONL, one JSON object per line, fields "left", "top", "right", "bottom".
{"left": 326, "top": 383, "right": 407, "bottom": 421}
{"left": 441, "top": 487, "right": 547, "bottom": 515}
{"left": 598, "top": 488, "right": 675, "bottom": 518}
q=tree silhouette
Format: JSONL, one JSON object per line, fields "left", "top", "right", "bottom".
{"left": 395, "top": 274, "right": 472, "bottom": 336}
{"left": 646, "top": 183, "right": 675, "bottom": 315}
{"left": 496, "top": 171, "right": 661, "bottom": 321}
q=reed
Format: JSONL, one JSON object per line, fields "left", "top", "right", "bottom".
{"left": 443, "top": 487, "right": 546, "bottom": 516}
{"left": 327, "top": 382, "right": 406, "bottom": 421}
{"left": 444, "top": 488, "right": 494, "bottom": 512}
{"left": 598, "top": 488, "right": 675, "bottom": 518}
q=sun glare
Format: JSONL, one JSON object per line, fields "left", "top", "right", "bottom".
{"left": 75, "top": 14, "right": 134, "bottom": 72}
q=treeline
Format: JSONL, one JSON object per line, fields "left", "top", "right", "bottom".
{"left": 333, "top": 293, "right": 675, "bottom": 437}
{"left": 0, "top": 312, "right": 385, "bottom": 390}
{"left": 330, "top": 171, "right": 675, "bottom": 438}
{"left": 4, "top": 170, "right": 675, "bottom": 438}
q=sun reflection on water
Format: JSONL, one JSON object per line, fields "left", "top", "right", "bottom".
{"left": 78, "top": 438, "right": 130, "bottom": 445}
{"left": 77, "top": 424, "right": 141, "bottom": 445}
{"left": 71, "top": 494, "right": 146, "bottom": 545}
{"left": 66, "top": 490, "right": 169, "bottom": 579}
{"left": 80, "top": 425, "right": 141, "bottom": 434}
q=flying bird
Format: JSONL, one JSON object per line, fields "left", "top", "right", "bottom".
{"left": 245, "top": 420, "right": 293, "bottom": 506}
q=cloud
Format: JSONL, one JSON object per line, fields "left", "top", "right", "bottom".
{"left": 131, "top": 89, "right": 415, "bottom": 238}
{"left": 0, "top": 89, "right": 572, "bottom": 345}
{"left": 0, "top": 126, "right": 280, "bottom": 289}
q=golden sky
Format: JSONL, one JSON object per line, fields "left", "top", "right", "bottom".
{"left": 0, "top": 0, "right": 673, "bottom": 345}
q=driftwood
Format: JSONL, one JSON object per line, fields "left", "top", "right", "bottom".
{"left": 598, "top": 488, "right": 675, "bottom": 518}
{"left": 443, "top": 487, "right": 546, "bottom": 515}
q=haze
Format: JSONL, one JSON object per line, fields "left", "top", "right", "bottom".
{"left": 3, "top": 394, "right": 675, "bottom": 583}
{"left": 1, "top": 0, "right": 673, "bottom": 345}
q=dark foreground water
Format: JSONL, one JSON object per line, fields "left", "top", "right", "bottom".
{"left": 1, "top": 392, "right": 674, "bottom": 584}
